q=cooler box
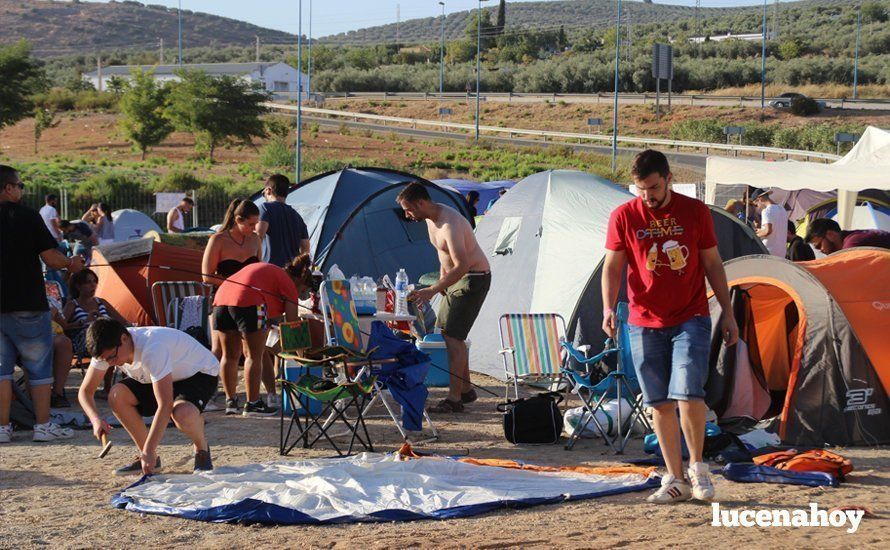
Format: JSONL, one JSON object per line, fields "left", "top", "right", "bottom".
{"left": 282, "top": 363, "right": 325, "bottom": 416}
{"left": 416, "top": 333, "right": 471, "bottom": 387}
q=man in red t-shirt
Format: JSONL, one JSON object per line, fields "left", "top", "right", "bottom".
{"left": 602, "top": 150, "right": 737, "bottom": 504}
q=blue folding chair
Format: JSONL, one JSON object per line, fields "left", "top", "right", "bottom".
{"left": 561, "top": 303, "right": 651, "bottom": 453}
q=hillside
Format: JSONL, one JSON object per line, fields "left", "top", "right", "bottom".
{"left": 0, "top": 0, "right": 296, "bottom": 57}
{"left": 319, "top": 0, "right": 850, "bottom": 46}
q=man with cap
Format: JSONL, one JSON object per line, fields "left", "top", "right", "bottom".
{"left": 752, "top": 188, "right": 788, "bottom": 257}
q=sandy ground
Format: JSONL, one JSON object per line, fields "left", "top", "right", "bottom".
{"left": 1, "top": 369, "right": 888, "bottom": 549}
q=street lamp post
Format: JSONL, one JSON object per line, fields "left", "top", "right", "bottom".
{"left": 761, "top": 0, "right": 767, "bottom": 109}
{"left": 610, "top": 0, "right": 622, "bottom": 174}
{"left": 296, "top": 0, "right": 303, "bottom": 184}
{"left": 439, "top": 1, "right": 446, "bottom": 95}
{"left": 178, "top": 0, "right": 183, "bottom": 66}
{"left": 853, "top": 5, "right": 861, "bottom": 100}
{"left": 475, "top": 0, "right": 490, "bottom": 142}
{"left": 308, "top": 0, "right": 313, "bottom": 97}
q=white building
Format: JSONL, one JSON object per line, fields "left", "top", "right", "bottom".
{"left": 689, "top": 32, "right": 775, "bottom": 44}
{"left": 83, "top": 62, "right": 310, "bottom": 99}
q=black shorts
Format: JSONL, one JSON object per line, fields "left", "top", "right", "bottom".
{"left": 118, "top": 372, "right": 219, "bottom": 417}
{"left": 212, "top": 305, "right": 268, "bottom": 333}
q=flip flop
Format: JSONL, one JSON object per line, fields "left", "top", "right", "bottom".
{"left": 428, "top": 398, "right": 464, "bottom": 413}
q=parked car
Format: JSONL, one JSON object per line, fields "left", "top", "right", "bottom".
{"left": 769, "top": 92, "right": 827, "bottom": 110}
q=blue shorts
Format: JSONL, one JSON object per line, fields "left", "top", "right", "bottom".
{"left": 627, "top": 315, "right": 711, "bottom": 407}
{"left": 0, "top": 311, "right": 55, "bottom": 386}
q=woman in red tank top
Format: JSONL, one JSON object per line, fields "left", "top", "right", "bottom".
{"left": 211, "top": 254, "right": 314, "bottom": 417}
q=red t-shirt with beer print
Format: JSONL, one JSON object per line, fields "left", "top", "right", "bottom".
{"left": 605, "top": 193, "right": 718, "bottom": 328}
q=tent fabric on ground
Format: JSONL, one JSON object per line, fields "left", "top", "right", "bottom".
{"left": 705, "top": 125, "right": 890, "bottom": 229}
{"left": 433, "top": 179, "right": 516, "bottom": 214}
{"left": 91, "top": 239, "right": 204, "bottom": 326}
{"left": 252, "top": 168, "right": 471, "bottom": 283}
{"left": 112, "top": 452, "right": 656, "bottom": 525}
{"left": 467, "top": 169, "right": 768, "bottom": 381}
{"left": 112, "top": 209, "right": 163, "bottom": 242}
{"left": 706, "top": 248, "right": 890, "bottom": 446}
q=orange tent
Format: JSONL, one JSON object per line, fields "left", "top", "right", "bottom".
{"left": 92, "top": 240, "right": 204, "bottom": 326}
{"left": 707, "top": 248, "right": 890, "bottom": 446}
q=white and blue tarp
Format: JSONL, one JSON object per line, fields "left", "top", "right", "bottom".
{"left": 113, "top": 452, "right": 657, "bottom": 525}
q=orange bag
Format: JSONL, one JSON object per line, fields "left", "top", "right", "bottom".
{"left": 753, "top": 449, "right": 853, "bottom": 480}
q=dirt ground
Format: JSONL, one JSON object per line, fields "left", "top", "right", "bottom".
{"left": 1, "top": 369, "right": 888, "bottom": 549}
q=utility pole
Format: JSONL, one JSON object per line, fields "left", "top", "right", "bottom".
{"left": 611, "top": 0, "right": 622, "bottom": 174}
{"left": 695, "top": 0, "right": 701, "bottom": 58}
{"left": 97, "top": 56, "right": 103, "bottom": 93}
{"left": 396, "top": 3, "right": 401, "bottom": 47}
{"left": 853, "top": 4, "right": 861, "bottom": 99}
{"left": 475, "top": 0, "right": 491, "bottom": 142}
{"left": 255, "top": 36, "right": 260, "bottom": 63}
{"left": 296, "top": 0, "right": 303, "bottom": 184}
{"left": 178, "top": 0, "right": 183, "bottom": 66}
{"left": 159, "top": 37, "right": 164, "bottom": 64}
{"left": 308, "top": 0, "right": 313, "bottom": 97}
{"left": 760, "top": 0, "right": 767, "bottom": 109}
{"left": 626, "top": 4, "right": 632, "bottom": 63}
{"left": 439, "top": 1, "right": 446, "bottom": 95}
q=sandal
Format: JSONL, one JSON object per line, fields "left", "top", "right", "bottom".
{"left": 428, "top": 398, "right": 464, "bottom": 413}
{"left": 460, "top": 389, "right": 478, "bottom": 404}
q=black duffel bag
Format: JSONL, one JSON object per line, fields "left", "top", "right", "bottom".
{"left": 496, "top": 391, "right": 563, "bottom": 444}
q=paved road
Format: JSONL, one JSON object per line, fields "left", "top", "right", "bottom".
{"left": 302, "top": 115, "right": 707, "bottom": 175}
{"left": 314, "top": 92, "right": 890, "bottom": 112}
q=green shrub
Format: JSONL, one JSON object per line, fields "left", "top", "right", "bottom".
{"left": 740, "top": 123, "right": 777, "bottom": 146}
{"left": 154, "top": 169, "right": 203, "bottom": 191}
{"left": 789, "top": 96, "right": 821, "bottom": 116}
{"left": 74, "top": 91, "right": 118, "bottom": 112}
{"left": 259, "top": 138, "right": 295, "bottom": 169}
{"left": 74, "top": 171, "right": 145, "bottom": 203}
{"left": 669, "top": 119, "right": 725, "bottom": 144}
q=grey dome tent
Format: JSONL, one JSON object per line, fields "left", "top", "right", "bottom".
{"left": 253, "top": 168, "right": 472, "bottom": 282}
{"left": 112, "top": 209, "right": 163, "bottom": 242}
{"left": 467, "top": 170, "right": 767, "bottom": 381}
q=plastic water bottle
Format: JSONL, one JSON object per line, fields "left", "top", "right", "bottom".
{"left": 394, "top": 268, "right": 409, "bottom": 316}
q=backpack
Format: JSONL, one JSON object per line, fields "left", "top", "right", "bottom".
{"left": 753, "top": 449, "right": 853, "bottom": 480}
{"left": 497, "top": 392, "right": 563, "bottom": 445}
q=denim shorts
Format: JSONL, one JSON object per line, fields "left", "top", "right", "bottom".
{"left": 0, "top": 310, "right": 55, "bottom": 386}
{"left": 627, "top": 315, "right": 712, "bottom": 407}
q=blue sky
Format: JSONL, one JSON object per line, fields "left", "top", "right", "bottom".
{"left": 86, "top": 1, "right": 783, "bottom": 38}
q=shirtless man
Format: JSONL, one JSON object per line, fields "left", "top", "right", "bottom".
{"left": 398, "top": 183, "right": 491, "bottom": 413}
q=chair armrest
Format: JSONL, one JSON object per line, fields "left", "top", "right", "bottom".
{"left": 498, "top": 347, "right": 515, "bottom": 356}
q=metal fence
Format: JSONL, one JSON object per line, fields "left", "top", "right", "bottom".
{"left": 21, "top": 183, "right": 235, "bottom": 230}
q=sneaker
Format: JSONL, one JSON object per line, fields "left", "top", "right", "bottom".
{"left": 114, "top": 456, "right": 161, "bottom": 476}
{"left": 51, "top": 393, "right": 71, "bottom": 408}
{"left": 224, "top": 397, "right": 240, "bottom": 415}
{"left": 242, "top": 399, "right": 278, "bottom": 417}
{"left": 33, "top": 422, "right": 75, "bottom": 442}
{"left": 0, "top": 423, "right": 11, "bottom": 444}
{"left": 688, "top": 461, "right": 717, "bottom": 502}
{"left": 203, "top": 392, "right": 225, "bottom": 412}
{"left": 646, "top": 474, "right": 692, "bottom": 504}
{"left": 194, "top": 447, "right": 213, "bottom": 472}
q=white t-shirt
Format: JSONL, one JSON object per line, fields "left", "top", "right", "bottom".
{"left": 760, "top": 203, "right": 789, "bottom": 257}
{"left": 90, "top": 327, "right": 219, "bottom": 384}
{"left": 39, "top": 204, "right": 61, "bottom": 240}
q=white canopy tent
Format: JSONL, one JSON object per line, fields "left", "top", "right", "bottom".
{"left": 705, "top": 126, "right": 890, "bottom": 229}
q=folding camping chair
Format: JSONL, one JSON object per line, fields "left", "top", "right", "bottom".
{"left": 560, "top": 302, "right": 651, "bottom": 454}
{"left": 318, "top": 280, "right": 438, "bottom": 445}
{"left": 277, "top": 318, "right": 377, "bottom": 456}
{"left": 498, "top": 313, "right": 568, "bottom": 400}
{"left": 150, "top": 281, "right": 213, "bottom": 327}
{"left": 166, "top": 295, "right": 212, "bottom": 348}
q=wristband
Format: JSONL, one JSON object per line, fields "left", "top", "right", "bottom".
{"left": 89, "top": 415, "right": 102, "bottom": 426}
{"left": 603, "top": 308, "right": 615, "bottom": 316}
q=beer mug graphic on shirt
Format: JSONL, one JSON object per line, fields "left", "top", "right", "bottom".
{"left": 645, "top": 243, "right": 659, "bottom": 271}
{"left": 662, "top": 240, "right": 689, "bottom": 271}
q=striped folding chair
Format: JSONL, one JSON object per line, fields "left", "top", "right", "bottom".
{"left": 150, "top": 281, "right": 213, "bottom": 327}
{"left": 498, "top": 313, "right": 567, "bottom": 400}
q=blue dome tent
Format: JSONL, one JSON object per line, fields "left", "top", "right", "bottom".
{"left": 253, "top": 168, "right": 472, "bottom": 281}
